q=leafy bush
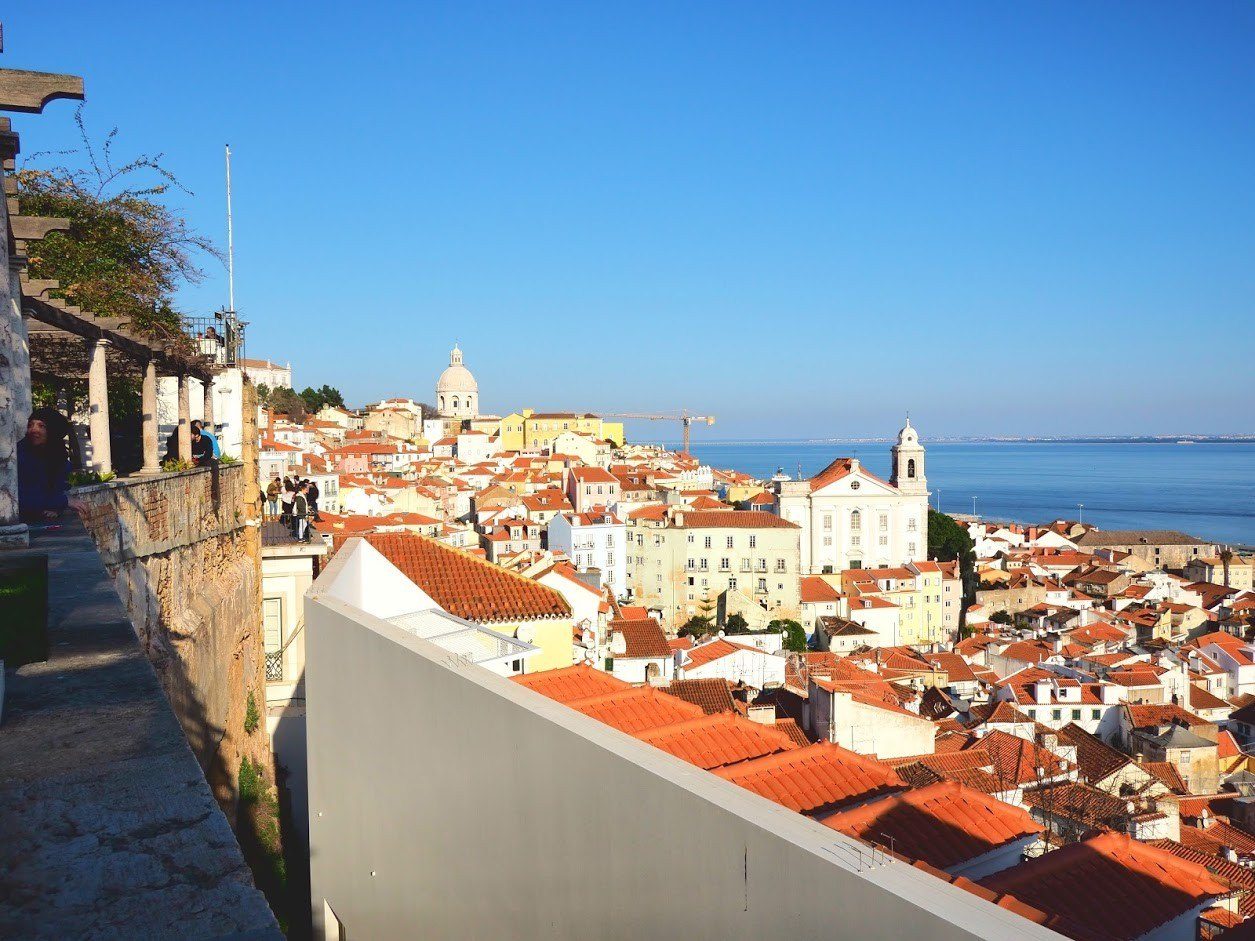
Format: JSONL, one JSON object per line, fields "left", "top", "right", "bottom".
{"left": 161, "top": 458, "right": 192, "bottom": 472}
{"left": 218, "top": 454, "right": 240, "bottom": 465}
{"left": 68, "top": 469, "right": 117, "bottom": 487}
{"left": 239, "top": 755, "right": 264, "bottom": 805}
{"left": 768, "top": 618, "right": 808, "bottom": 653}
{"left": 244, "top": 691, "right": 260, "bottom": 735}
{"left": 724, "top": 613, "right": 750, "bottom": 634}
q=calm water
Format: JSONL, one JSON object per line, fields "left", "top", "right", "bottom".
{"left": 670, "top": 441, "right": 1255, "bottom": 547}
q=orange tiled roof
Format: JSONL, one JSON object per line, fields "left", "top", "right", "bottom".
{"left": 823, "top": 780, "right": 1041, "bottom": 870}
{"left": 800, "top": 575, "right": 842, "bottom": 604}
{"left": 511, "top": 664, "right": 629, "bottom": 703}
{"left": 636, "top": 713, "right": 798, "bottom": 770}
{"left": 566, "top": 687, "right": 705, "bottom": 735}
{"left": 713, "top": 742, "right": 905, "bottom": 816}
{"left": 664, "top": 678, "right": 737, "bottom": 715}
{"left": 980, "top": 831, "right": 1232, "bottom": 941}
{"left": 610, "top": 617, "right": 672, "bottom": 659}
{"left": 683, "top": 637, "right": 764, "bottom": 671}
{"left": 677, "top": 510, "right": 798, "bottom": 530}
{"left": 365, "top": 532, "right": 571, "bottom": 624}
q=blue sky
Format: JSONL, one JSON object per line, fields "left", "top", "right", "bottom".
{"left": 6, "top": 3, "right": 1254, "bottom": 440}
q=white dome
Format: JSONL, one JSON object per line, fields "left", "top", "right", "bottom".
{"left": 436, "top": 345, "right": 478, "bottom": 395}
{"left": 897, "top": 416, "right": 918, "bottom": 446}
{"left": 436, "top": 364, "right": 478, "bottom": 394}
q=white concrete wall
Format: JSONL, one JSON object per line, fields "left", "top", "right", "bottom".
{"left": 305, "top": 577, "right": 1066, "bottom": 941}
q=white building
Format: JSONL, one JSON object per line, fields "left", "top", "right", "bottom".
{"left": 776, "top": 419, "right": 929, "bottom": 574}
{"left": 241, "top": 357, "right": 292, "bottom": 390}
{"left": 546, "top": 510, "right": 626, "bottom": 598}
{"left": 435, "top": 344, "right": 479, "bottom": 419}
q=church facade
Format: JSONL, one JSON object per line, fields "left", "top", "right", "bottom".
{"left": 776, "top": 419, "right": 929, "bottom": 574}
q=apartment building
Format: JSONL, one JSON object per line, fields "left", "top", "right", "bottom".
{"left": 625, "top": 508, "right": 801, "bottom": 628}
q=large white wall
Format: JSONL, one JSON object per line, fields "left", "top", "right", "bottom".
{"left": 305, "top": 567, "right": 1066, "bottom": 941}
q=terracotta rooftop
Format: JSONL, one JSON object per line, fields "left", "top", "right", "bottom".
{"left": 1055, "top": 722, "right": 1131, "bottom": 783}
{"left": 713, "top": 742, "right": 905, "bottom": 816}
{"left": 511, "top": 664, "right": 628, "bottom": 703}
{"left": 663, "top": 678, "right": 737, "bottom": 715}
{"left": 610, "top": 617, "right": 672, "bottom": 659}
{"left": 675, "top": 510, "right": 799, "bottom": 530}
{"left": 823, "top": 780, "right": 1041, "bottom": 870}
{"left": 980, "top": 831, "right": 1233, "bottom": 941}
{"left": 683, "top": 637, "right": 767, "bottom": 671}
{"left": 566, "top": 687, "right": 705, "bottom": 736}
{"left": 636, "top": 713, "right": 798, "bottom": 770}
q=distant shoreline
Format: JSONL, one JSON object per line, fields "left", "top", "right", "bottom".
{"left": 653, "top": 436, "right": 1255, "bottom": 446}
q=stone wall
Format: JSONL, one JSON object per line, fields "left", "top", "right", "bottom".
{"left": 72, "top": 464, "right": 271, "bottom": 816}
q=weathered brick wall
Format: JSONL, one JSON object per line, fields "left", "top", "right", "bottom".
{"left": 72, "top": 464, "right": 271, "bottom": 815}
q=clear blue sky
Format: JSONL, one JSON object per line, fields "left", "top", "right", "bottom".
{"left": 6, "top": 3, "right": 1254, "bottom": 439}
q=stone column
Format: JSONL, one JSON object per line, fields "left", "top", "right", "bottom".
{"left": 87, "top": 337, "right": 112, "bottom": 475}
{"left": 202, "top": 375, "right": 215, "bottom": 432}
{"left": 177, "top": 372, "right": 192, "bottom": 464}
{"left": 141, "top": 358, "right": 160, "bottom": 473}
{"left": 0, "top": 261, "right": 29, "bottom": 548}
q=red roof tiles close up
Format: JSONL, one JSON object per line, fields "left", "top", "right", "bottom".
{"left": 713, "top": 742, "right": 905, "bottom": 816}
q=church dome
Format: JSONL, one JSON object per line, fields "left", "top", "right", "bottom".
{"left": 436, "top": 345, "right": 478, "bottom": 395}
{"left": 897, "top": 416, "right": 919, "bottom": 446}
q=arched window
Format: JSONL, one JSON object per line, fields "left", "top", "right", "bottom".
{"left": 438, "top": 395, "right": 445, "bottom": 412}
{"left": 907, "top": 458, "right": 916, "bottom": 478}
{"left": 451, "top": 396, "right": 460, "bottom": 411}
{"left": 850, "top": 510, "right": 861, "bottom": 531}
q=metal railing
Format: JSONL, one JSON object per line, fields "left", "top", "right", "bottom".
{"left": 181, "top": 309, "right": 246, "bottom": 366}
{"left": 265, "top": 651, "right": 283, "bottom": 682}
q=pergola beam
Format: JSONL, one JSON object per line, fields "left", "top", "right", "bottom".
{"left": 0, "top": 68, "right": 85, "bottom": 115}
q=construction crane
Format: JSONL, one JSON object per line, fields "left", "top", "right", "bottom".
{"left": 602, "top": 409, "right": 715, "bottom": 454}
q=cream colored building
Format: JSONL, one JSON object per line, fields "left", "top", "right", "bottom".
{"left": 776, "top": 420, "right": 929, "bottom": 574}
{"left": 1184, "top": 555, "right": 1255, "bottom": 591}
{"left": 625, "top": 508, "right": 801, "bottom": 629}
{"left": 435, "top": 344, "right": 479, "bottom": 419}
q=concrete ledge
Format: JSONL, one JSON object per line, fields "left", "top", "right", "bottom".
{"left": 0, "top": 517, "right": 281, "bottom": 940}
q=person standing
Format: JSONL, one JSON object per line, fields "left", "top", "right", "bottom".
{"left": 280, "top": 479, "right": 295, "bottom": 529}
{"left": 265, "top": 476, "right": 281, "bottom": 519}
{"left": 17, "top": 408, "right": 71, "bottom": 523}
{"left": 307, "top": 478, "right": 322, "bottom": 521}
{"left": 292, "top": 482, "right": 310, "bottom": 543}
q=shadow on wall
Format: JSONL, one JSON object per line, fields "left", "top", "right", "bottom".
{"left": 270, "top": 678, "right": 313, "bottom": 941}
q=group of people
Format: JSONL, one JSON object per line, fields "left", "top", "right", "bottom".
{"left": 265, "top": 475, "right": 320, "bottom": 543}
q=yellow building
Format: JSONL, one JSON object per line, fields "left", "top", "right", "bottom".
{"left": 834, "top": 562, "right": 957, "bottom": 647}
{"left": 498, "top": 409, "right": 626, "bottom": 452}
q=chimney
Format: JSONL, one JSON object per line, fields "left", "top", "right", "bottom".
{"left": 1034, "top": 678, "right": 1052, "bottom": 705}
{"left": 747, "top": 704, "right": 776, "bottom": 726}
{"left": 1222, "top": 846, "right": 1239, "bottom": 863}
{"left": 1200, "top": 808, "right": 1213, "bottom": 829}
{"left": 610, "top": 630, "right": 626, "bottom": 656}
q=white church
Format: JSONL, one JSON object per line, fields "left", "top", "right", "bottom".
{"left": 775, "top": 419, "right": 929, "bottom": 574}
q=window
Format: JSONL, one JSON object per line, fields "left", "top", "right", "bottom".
{"left": 704, "top": 536, "right": 712, "bottom": 549}
{"left": 1051, "top": 709, "right": 1062, "bottom": 721}
{"left": 850, "top": 510, "right": 861, "bottom": 531}
{"left": 1071, "top": 709, "right": 1082, "bottom": 720}
{"left": 757, "top": 578, "right": 767, "bottom": 593}
{"left": 728, "top": 578, "right": 737, "bottom": 590}
{"left": 263, "top": 598, "right": 283, "bottom": 653}
{"left": 823, "top": 514, "right": 832, "bottom": 531}
{"left": 686, "top": 558, "right": 695, "bottom": 570}
{"left": 908, "top": 542, "right": 916, "bottom": 555}
{"left": 823, "top": 537, "right": 832, "bottom": 546}
{"left": 775, "top": 558, "right": 786, "bottom": 572}
{"left": 687, "top": 534, "right": 695, "bottom": 544}
{"left": 719, "top": 558, "right": 730, "bottom": 571}
{"left": 740, "top": 559, "right": 752, "bottom": 572}
{"left": 749, "top": 535, "right": 757, "bottom": 549}
{"left": 757, "top": 558, "right": 767, "bottom": 572}
{"left": 879, "top": 536, "right": 888, "bottom": 547}
{"left": 1091, "top": 709, "right": 1102, "bottom": 720}
{"left": 908, "top": 517, "right": 917, "bottom": 531}
{"left": 699, "top": 558, "right": 708, "bottom": 571}
{"left": 879, "top": 514, "right": 888, "bottom": 531}
{"left": 907, "top": 458, "right": 916, "bottom": 478}
{"left": 726, "top": 535, "right": 734, "bottom": 549}
{"left": 851, "top": 535, "right": 861, "bottom": 547}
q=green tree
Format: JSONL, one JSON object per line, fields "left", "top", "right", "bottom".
{"left": 768, "top": 618, "right": 808, "bottom": 653}
{"left": 679, "top": 616, "right": 712, "bottom": 638}
{"left": 268, "top": 387, "right": 307, "bottom": 422}
{"left": 724, "top": 613, "right": 750, "bottom": 634}
{"left": 298, "top": 385, "right": 346, "bottom": 413}
{"left": 927, "top": 509, "right": 977, "bottom": 627}
{"left": 17, "top": 108, "right": 220, "bottom": 347}
{"left": 989, "top": 610, "right": 1013, "bottom": 626}
{"left": 255, "top": 383, "right": 272, "bottom": 406}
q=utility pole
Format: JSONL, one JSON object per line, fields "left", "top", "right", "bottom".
{"left": 1078, "top": 503, "right": 1084, "bottom": 525}
{"left": 225, "top": 144, "right": 236, "bottom": 314}
{"left": 971, "top": 496, "right": 978, "bottom": 518}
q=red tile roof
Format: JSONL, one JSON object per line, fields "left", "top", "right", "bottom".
{"left": 980, "top": 831, "right": 1233, "bottom": 941}
{"left": 713, "top": 742, "right": 905, "bottom": 816}
{"left": 566, "top": 687, "right": 705, "bottom": 735}
{"left": 663, "top": 678, "right": 737, "bottom": 715}
{"left": 800, "top": 575, "right": 842, "bottom": 604}
{"left": 677, "top": 510, "right": 799, "bottom": 530}
{"left": 822, "top": 780, "right": 1041, "bottom": 870}
{"left": 683, "top": 637, "right": 765, "bottom": 670}
{"left": 610, "top": 617, "right": 672, "bottom": 659}
{"left": 366, "top": 532, "right": 571, "bottom": 624}
{"left": 636, "top": 713, "right": 798, "bottom": 770}
{"left": 511, "top": 664, "right": 628, "bottom": 703}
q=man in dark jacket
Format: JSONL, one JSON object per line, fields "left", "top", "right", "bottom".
{"left": 292, "top": 482, "right": 310, "bottom": 542}
{"left": 307, "top": 479, "right": 321, "bottom": 521}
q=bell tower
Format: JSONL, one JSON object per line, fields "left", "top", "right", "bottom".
{"left": 891, "top": 416, "right": 927, "bottom": 495}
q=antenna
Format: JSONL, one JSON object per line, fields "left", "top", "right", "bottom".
{"left": 225, "top": 144, "right": 236, "bottom": 313}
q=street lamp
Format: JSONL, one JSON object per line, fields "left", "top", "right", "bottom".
{"left": 1078, "top": 503, "right": 1084, "bottom": 525}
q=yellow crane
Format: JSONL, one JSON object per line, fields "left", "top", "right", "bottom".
{"left": 602, "top": 409, "right": 715, "bottom": 454}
